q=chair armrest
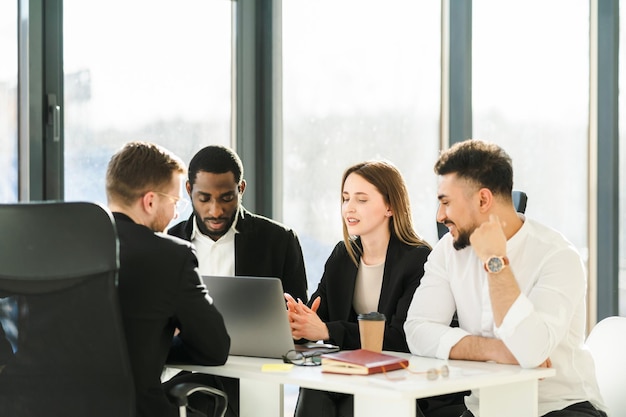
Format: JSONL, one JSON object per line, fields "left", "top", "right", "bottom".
{"left": 168, "top": 382, "right": 228, "bottom": 417}
{"left": 168, "top": 381, "right": 228, "bottom": 406}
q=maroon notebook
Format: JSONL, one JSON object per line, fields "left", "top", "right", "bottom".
{"left": 320, "top": 349, "right": 409, "bottom": 375}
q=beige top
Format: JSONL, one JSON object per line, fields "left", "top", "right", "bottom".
{"left": 352, "top": 258, "right": 384, "bottom": 314}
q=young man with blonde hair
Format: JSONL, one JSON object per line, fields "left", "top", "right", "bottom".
{"left": 106, "top": 141, "right": 230, "bottom": 417}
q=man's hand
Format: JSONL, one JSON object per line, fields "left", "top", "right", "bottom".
{"left": 538, "top": 357, "right": 552, "bottom": 368}
{"left": 470, "top": 214, "right": 507, "bottom": 262}
{"left": 470, "top": 214, "right": 520, "bottom": 326}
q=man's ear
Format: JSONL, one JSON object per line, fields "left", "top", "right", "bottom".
{"left": 239, "top": 179, "right": 247, "bottom": 196}
{"left": 185, "top": 180, "right": 192, "bottom": 196}
{"left": 477, "top": 188, "right": 494, "bottom": 213}
{"left": 141, "top": 191, "right": 156, "bottom": 214}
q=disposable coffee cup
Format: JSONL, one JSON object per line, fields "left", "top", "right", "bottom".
{"left": 357, "top": 312, "right": 386, "bottom": 352}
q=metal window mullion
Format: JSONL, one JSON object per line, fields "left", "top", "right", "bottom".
{"left": 234, "top": 0, "right": 279, "bottom": 218}
{"left": 18, "top": 0, "right": 63, "bottom": 202}
{"left": 445, "top": 0, "right": 472, "bottom": 148}
{"left": 592, "top": 0, "right": 619, "bottom": 321}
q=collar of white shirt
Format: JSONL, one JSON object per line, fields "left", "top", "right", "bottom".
{"left": 190, "top": 213, "right": 239, "bottom": 276}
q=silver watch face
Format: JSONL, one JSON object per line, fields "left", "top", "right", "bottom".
{"left": 487, "top": 257, "right": 504, "bottom": 273}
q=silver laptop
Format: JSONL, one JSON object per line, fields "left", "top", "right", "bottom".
{"left": 201, "top": 275, "right": 338, "bottom": 359}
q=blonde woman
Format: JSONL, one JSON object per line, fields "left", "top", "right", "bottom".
{"left": 285, "top": 160, "right": 467, "bottom": 417}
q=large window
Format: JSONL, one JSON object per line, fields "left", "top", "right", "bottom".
{"left": 0, "top": 1, "right": 18, "bottom": 203}
{"left": 282, "top": 1, "right": 441, "bottom": 291}
{"left": 4, "top": 1, "right": 619, "bottom": 321}
{"left": 63, "top": 0, "right": 233, "bottom": 221}
{"left": 473, "top": 1, "right": 589, "bottom": 259}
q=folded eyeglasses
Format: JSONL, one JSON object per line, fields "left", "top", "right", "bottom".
{"left": 382, "top": 363, "right": 450, "bottom": 381}
{"left": 281, "top": 350, "right": 323, "bottom": 367}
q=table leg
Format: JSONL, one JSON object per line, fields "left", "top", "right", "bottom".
{"left": 354, "top": 393, "right": 415, "bottom": 417}
{"left": 479, "top": 379, "right": 538, "bottom": 417}
{"left": 239, "top": 378, "right": 283, "bottom": 417}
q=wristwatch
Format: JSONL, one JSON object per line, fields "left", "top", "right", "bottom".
{"left": 484, "top": 255, "right": 509, "bottom": 274}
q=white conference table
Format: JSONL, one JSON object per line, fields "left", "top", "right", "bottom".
{"left": 168, "top": 352, "right": 555, "bottom": 417}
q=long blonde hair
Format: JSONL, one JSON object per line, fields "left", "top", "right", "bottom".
{"left": 341, "top": 160, "right": 431, "bottom": 265}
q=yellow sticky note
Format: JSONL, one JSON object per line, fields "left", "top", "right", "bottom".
{"left": 262, "top": 363, "right": 294, "bottom": 372}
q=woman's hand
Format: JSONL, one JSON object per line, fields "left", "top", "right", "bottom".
{"left": 284, "top": 293, "right": 329, "bottom": 341}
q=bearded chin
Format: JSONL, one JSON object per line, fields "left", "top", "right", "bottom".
{"left": 453, "top": 230, "right": 472, "bottom": 250}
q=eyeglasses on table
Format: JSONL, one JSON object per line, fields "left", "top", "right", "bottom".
{"left": 281, "top": 349, "right": 323, "bottom": 366}
{"left": 381, "top": 363, "right": 450, "bottom": 381}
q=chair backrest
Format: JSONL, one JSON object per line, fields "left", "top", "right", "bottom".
{"left": 585, "top": 316, "right": 626, "bottom": 415}
{"left": 437, "top": 190, "right": 528, "bottom": 239}
{"left": 512, "top": 190, "right": 527, "bottom": 214}
{"left": 0, "top": 202, "right": 134, "bottom": 416}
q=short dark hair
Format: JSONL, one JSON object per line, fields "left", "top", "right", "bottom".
{"left": 188, "top": 145, "right": 244, "bottom": 185}
{"left": 106, "top": 141, "right": 185, "bottom": 206}
{"left": 434, "top": 139, "right": 513, "bottom": 198}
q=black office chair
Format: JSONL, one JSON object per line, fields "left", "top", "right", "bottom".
{"left": 437, "top": 190, "right": 528, "bottom": 239}
{"left": 0, "top": 201, "right": 227, "bottom": 417}
{"left": 512, "top": 190, "right": 528, "bottom": 214}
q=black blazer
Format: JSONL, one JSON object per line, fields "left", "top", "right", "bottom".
{"left": 114, "top": 213, "right": 230, "bottom": 417}
{"left": 168, "top": 206, "right": 308, "bottom": 303}
{"left": 311, "top": 235, "right": 430, "bottom": 352}
{"left": 0, "top": 325, "right": 11, "bottom": 366}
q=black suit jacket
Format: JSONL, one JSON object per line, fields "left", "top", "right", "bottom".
{"left": 0, "top": 324, "right": 11, "bottom": 366}
{"left": 114, "top": 213, "right": 230, "bottom": 417}
{"left": 168, "top": 207, "right": 308, "bottom": 303}
{"left": 311, "top": 236, "right": 430, "bottom": 352}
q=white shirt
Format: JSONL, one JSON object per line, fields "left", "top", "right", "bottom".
{"left": 190, "top": 215, "right": 238, "bottom": 277}
{"left": 352, "top": 258, "right": 384, "bottom": 315}
{"left": 404, "top": 216, "right": 605, "bottom": 416}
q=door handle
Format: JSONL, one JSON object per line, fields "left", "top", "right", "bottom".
{"left": 47, "top": 94, "right": 61, "bottom": 142}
